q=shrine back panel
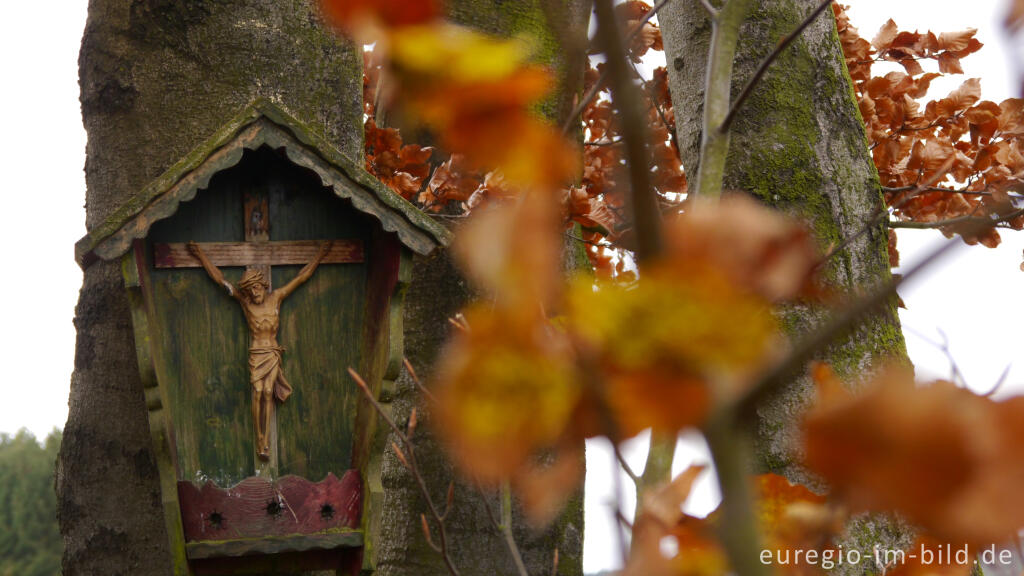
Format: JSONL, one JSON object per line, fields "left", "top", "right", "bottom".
{"left": 146, "top": 147, "right": 372, "bottom": 486}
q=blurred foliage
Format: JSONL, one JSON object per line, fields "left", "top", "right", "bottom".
{"left": 0, "top": 429, "right": 62, "bottom": 576}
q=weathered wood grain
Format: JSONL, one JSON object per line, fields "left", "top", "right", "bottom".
{"left": 185, "top": 532, "right": 362, "bottom": 559}
{"left": 153, "top": 240, "right": 364, "bottom": 269}
{"left": 123, "top": 243, "right": 190, "bottom": 575}
{"left": 145, "top": 148, "right": 373, "bottom": 486}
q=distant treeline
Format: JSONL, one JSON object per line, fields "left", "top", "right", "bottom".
{"left": 0, "top": 429, "right": 61, "bottom": 576}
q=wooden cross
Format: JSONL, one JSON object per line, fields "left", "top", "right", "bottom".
{"left": 153, "top": 191, "right": 363, "bottom": 476}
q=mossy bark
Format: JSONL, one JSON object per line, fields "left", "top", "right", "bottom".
{"left": 374, "top": 3, "right": 589, "bottom": 575}
{"left": 658, "top": 2, "right": 911, "bottom": 571}
{"left": 59, "top": 2, "right": 361, "bottom": 574}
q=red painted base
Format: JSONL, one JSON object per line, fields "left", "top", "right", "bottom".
{"left": 177, "top": 471, "right": 363, "bottom": 541}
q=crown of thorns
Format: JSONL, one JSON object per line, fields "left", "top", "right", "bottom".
{"left": 239, "top": 268, "right": 267, "bottom": 290}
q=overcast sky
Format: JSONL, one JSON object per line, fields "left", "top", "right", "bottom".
{"left": 0, "top": 1, "right": 1020, "bottom": 573}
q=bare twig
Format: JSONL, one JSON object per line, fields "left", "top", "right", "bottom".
{"left": 882, "top": 185, "right": 994, "bottom": 197}
{"left": 403, "top": 357, "right": 439, "bottom": 404}
{"left": 594, "top": 0, "right": 664, "bottom": 262}
{"left": 476, "top": 483, "right": 530, "bottom": 576}
{"left": 719, "top": 0, "right": 833, "bottom": 134}
{"left": 888, "top": 207, "right": 1024, "bottom": 229}
{"left": 502, "top": 482, "right": 530, "bottom": 576}
{"left": 981, "top": 364, "right": 1012, "bottom": 397}
{"left": 560, "top": 0, "right": 671, "bottom": 136}
{"left": 409, "top": 354, "right": 528, "bottom": 576}
{"left": 610, "top": 438, "right": 631, "bottom": 563}
{"left": 903, "top": 326, "right": 968, "bottom": 388}
{"left": 936, "top": 329, "right": 967, "bottom": 387}
{"left": 697, "top": 0, "right": 719, "bottom": 18}
{"left": 348, "top": 368, "right": 462, "bottom": 576}
{"left": 614, "top": 446, "right": 641, "bottom": 485}
{"left": 736, "top": 233, "right": 966, "bottom": 416}
{"left": 822, "top": 157, "right": 959, "bottom": 266}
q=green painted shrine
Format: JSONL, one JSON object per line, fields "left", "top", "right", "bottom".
{"left": 75, "top": 100, "right": 449, "bottom": 575}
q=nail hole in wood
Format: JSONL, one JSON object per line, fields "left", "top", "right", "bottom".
{"left": 266, "top": 500, "right": 282, "bottom": 516}
{"left": 320, "top": 504, "right": 334, "bottom": 520}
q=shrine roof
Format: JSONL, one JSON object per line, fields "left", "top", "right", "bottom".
{"left": 75, "top": 99, "right": 451, "bottom": 268}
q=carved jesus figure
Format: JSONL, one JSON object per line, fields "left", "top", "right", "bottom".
{"left": 187, "top": 240, "right": 332, "bottom": 460}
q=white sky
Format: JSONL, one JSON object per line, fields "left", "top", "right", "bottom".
{"left": 0, "top": 1, "right": 1020, "bottom": 574}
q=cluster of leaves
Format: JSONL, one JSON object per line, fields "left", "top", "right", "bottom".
{"left": 325, "top": 1, "right": 1024, "bottom": 574}
{"left": 0, "top": 430, "right": 62, "bottom": 576}
{"left": 576, "top": 1, "right": 685, "bottom": 276}
{"left": 623, "top": 361, "right": 1024, "bottom": 576}
{"left": 834, "top": 3, "right": 1024, "bottom": 252}
{"left": 360, "top": 2, "right": 1024, "bottom": 275}
{"left": 441, "top": 194, "right": 822, "bottom": 521}
{"left": 356, "top": 1, "right": 682, "bottom": 278}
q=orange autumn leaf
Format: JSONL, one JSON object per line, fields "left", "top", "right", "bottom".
{"left": 453, "top": 188, "right": 563, "bottom": 310}
{"left": 937, "top": 28, "right": 979, "bottom": 53}
{"left": 627, "top": 472, "right": 837, "bottom": 576}
{"left": 421, "top": 155, "right": 483, "bottom": 208}
{"left": 932, "top": 78, "right": 983, "bottom": 117}
{"left": 567, "top": 264, "right": 779, "bottom": 435}
{"left": 434, "top": 305, "right": 581, "bottom": 482}
{"left": 872, "top": 19, "right": 899, "bottom": 50}
{"left": 626, "top": 466, "right": 716, "bottom": 576}
{"left": 665, "top": 195, "right": 823, "bottom": 302}
{"left": 804, "top": 367, "right": 1024, "bottom": 544}
{"left": 388, "top": 25, "right": 578, "bottom": 186}
{"left": 755, "top": 474, "right": 843, "bottom": 558}
{"left": 364, "top": 119, "right": 433, "bottom": 200}
{"left": 616, "top": 1, "right": 662, "bottom": 61}
{"left": 514, "top": 448, "right": 584, "bottom": 526}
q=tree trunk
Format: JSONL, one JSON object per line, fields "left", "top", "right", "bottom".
{"left": 375, "top": 3, "right": 590, "bottom": 575}
{"left": 659, "top": 0, "right": 911, "bottom": 565}
{"left": 58, "top": 2, "right": 362, "bottom": 574}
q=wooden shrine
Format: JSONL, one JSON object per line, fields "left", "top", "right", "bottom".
{"left": 75, "top": 100, "right": 450, "bottom": 575}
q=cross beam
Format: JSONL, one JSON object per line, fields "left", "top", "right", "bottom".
{"left": 151, "top": 191, "right": 365, "bottom": 477}
{"left": 153, "top": 240, "right": 364, "bottom": 269}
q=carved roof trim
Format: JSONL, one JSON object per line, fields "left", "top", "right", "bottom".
{"left": 76, "top": 99, "right": 451, "bottom": 268}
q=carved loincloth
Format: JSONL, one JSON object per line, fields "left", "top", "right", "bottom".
{"left": 248, "top": 346, "right": 292, "bottom": 403}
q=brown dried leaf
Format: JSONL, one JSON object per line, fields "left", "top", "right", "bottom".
{"left": 937, "top": 28, "right": 978, "bottom": 52}
{"left": 804, "top": 368, "right": 1024, "bottom": 545}
{"left": 872, "top": 19, "right": 899, "bottom": 50}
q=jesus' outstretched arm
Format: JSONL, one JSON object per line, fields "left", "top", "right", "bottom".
{"left": 186, "top": 241, "right": 238, "bottom": 298}
{"left": 276, "top": 241, "right": 332, "bottom": 299}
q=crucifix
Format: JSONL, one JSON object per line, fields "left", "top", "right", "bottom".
{"left": 154, "top": 190, "right": 364, "bottom": 474}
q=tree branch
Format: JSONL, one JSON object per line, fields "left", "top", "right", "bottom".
{"left": 703, "top": 414, "right": 770, "bottom": 576}
{"left": 634, "top": 431, "right": 676, "bottom": 520}
{"left": 719, "top": 0, "right": 833, "bottom": 134}
{"left": 696, "top": 0, "right": 720, "bottom": 18}
{"left": 882, "top": 185, "right": 993, "bottom": 197}
{"left": 692, "top": 0, "right": 755, "bottom": 199}
{"left": 594, "top": 0, "right": 664, "bottom": 262}
{"left": 560, "top": 0, "right": 671, "bottom": 137}
{"left": 888, "top": 207, "right": 1024, "bottom": 230}
{"left": 735, "top": 232, "right": 966, "bottom": 417}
